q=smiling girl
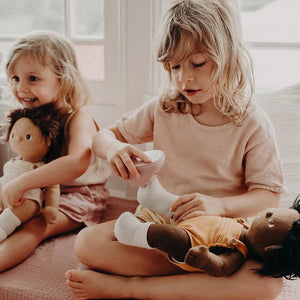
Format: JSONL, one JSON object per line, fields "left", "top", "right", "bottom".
{"left": 0, "top": 30, "right": 110, "bottom": 271}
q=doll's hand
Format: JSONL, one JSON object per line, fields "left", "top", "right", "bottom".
{"left": 106, "top": 142, "right": 152, "bottom": 180}
{"left": 171, "top": 193, "right": 224, "bottom": 223}
{"left": 43, "top": 206, "right": 59, "bottom": 224}
{"left": 2, "top": 178, "right": 26, "bottom": 206}
{"left": 185, "top": 245, "right": 210, "bottom": 269}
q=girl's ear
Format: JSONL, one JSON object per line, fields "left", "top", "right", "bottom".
{"left": 46, "top": 137, "right": 51, "bottom": 147}
{"left": 264, "top": 245, "right": 281, "bottom": 255}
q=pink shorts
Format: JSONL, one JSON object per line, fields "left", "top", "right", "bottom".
{"left": 59, "top": 184, "right": 109, "bottom": 226}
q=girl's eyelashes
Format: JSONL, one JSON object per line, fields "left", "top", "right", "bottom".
{"left": 171, "top": 64, "right": 180, "bottom": 70}
{"left": 29, "top": 75, "right": 39, "bottom": 82}
{"left": 193, "top": 61, "right": 206, "bottom": 68}
{"left": 170, "top": 61, "right": 206, "bottom": 70}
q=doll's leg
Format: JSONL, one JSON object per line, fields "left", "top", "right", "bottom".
{"left": 147, "top": 222, "right": 191, "bottom": 262}
{"left": 10, "top": 198, "right": 39, "bottom": 223}
{"left": 73, "top": 219, "right": 182, "bottom": 276}
{"left": 0, "top": 199, "right": 39, "bottom": 242}
{"left": 137, "top": 178, "right": 178, "bottom": 217}
{"left": 0, "top": 211, "right": 81, "bottom": 272}
{"left": 114, "top": 212, "right": 153, "bottom": 248}
{"left": 114, "top": 211, "right": 191, "bottom": 261}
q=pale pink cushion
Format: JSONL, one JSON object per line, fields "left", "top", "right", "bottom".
{"left": 0, "top": 197, "right": 138, "bottom": 300}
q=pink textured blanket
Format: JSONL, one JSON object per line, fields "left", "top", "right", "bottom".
{"left": 0, "top": 196, "right": 298, "bottom": 299}
{"left": 0, "top": 197, "right": 138, "bottom": 300}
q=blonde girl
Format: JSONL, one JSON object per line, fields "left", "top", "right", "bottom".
{"left": 66, "top": 1, "right": 284, "bottom": 299}
{"left": 0, "top": 30, "right": 110, "bottom": 271}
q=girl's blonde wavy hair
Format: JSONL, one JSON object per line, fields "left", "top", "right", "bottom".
{"left": 6, "top": 30, "right": 91, "bottom": 111}
{"left": 157, "top": 0, "right": 254, "bottom": 123}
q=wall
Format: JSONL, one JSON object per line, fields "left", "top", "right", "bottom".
{"left": 94, "top": 0, "right": 166, "bottom": 199}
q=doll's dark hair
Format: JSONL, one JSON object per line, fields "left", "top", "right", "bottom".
{"left": 5, "top": 103, "right": 68, "bottom": 163}
{"left": 255, "top": 195, "right": 300, "bottom": 279}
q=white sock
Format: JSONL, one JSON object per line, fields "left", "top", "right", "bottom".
{"left": 137, "top": 178, "right": 178, "bottom": 218}
{"left": 0, "top": 208, "right": 21, "bottom": 242}
{"left": 114, "top": 212, "right": 153, "bottom": 249}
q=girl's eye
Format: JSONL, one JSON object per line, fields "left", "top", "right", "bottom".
{"left": 11, "top": 76, "right": 19, "bottom": 82}
{"left": 11, "top": 133, "right": 15, "bottom": 138}
{"left": 25, "top": 134, "right": 32, "bottom": 140}
{"left": 171, "top": 65, "right": 180, "bottom": 70}
{"left": 193, "top": 62, "right": 206, "bottom": 68}
{"left": 29, "top": 75, "right": 39, "bottom": 82}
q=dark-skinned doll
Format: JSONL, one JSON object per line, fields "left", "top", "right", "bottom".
{"left": 114, "top": 150, "right": 300, "bottom": 278}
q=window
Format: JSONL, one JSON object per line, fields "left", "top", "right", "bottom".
{"left": 240, "top": 0, "right": 300, "bottom": 90}
{"left": 0, "top": 0, "right": 122, "bottom": 112}
{"left": 0, "top": 0, "right": 104, "bottom": 79}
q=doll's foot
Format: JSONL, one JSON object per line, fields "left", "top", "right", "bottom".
{"left": 114, "top": 212, "right": 153, "bottom": 249}
{"left": 185, "top": 245, "right": 209, "bottom": 269}
{"left": 137, "top": 178, "right": 177, "bottom": 218}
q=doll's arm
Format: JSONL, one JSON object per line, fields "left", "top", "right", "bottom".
{"left": 43, "top": 184, "right": 60, "bottom": 224}
{"left": 185, "top": 245, "right": 245, "bottom": 277}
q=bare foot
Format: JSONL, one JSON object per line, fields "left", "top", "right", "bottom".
{"left": 65, "top": 269, "right": 131, "bottom": 299}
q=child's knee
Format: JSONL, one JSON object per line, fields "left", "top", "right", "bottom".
{"left": 74, "top": 227, "right": 91, "bottom": 259}
{"left": 261, "top": 277, "right": 283, "bottom": 300}
{"left": 246, "top": 276, "right": 283, "bottom": 300}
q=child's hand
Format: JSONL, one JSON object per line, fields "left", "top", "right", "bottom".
{"left": 171, "top": 193, "right": 225, "bottom": 223}
{"left": 106, "top": 142, "right": 152, "bottom": 180}
{"left": 2, "top": 179, "right": 26, "bottom": 206}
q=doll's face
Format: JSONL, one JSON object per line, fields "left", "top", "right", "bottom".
{"left": 247, "top": 207, "right": 300, "bottom": 258}
{"left": 9, "top": 117, "right": 50, "bottom": 162}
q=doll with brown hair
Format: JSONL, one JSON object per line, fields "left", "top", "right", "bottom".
{"left": 115, "top": 150, "right": 300, "bottom": 279}
{"left": 0, "top": 103, "right": 65, "bottom": 242}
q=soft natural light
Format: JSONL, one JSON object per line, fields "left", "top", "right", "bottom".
{"left": 240, "top": 0, "right": 300, "bottom": 90}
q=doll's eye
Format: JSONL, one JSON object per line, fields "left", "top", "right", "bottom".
{"left": 266, "top": 212, "right": 273, "bottom": 218}
{"left": 25, "top": 134, "right": 32, "bottom": 140}
{"left": 11, "top": 133, "right": 15, "bottom": 138}
{"left": 268, "top": 219, "right": 275, "bottom": 227}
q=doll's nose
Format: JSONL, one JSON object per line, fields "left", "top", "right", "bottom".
{"left": 15, "top": 136, "right": 22, "bottom": 142}
{"left": 265, "top": 211, "right": 273, "bottom": 218}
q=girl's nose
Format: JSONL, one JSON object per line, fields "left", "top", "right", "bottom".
{"left": 17, "top": 80, "right": 29, "bottom": 93}
{"left": 179, "top": 67, "right": 193, "bottom": 83}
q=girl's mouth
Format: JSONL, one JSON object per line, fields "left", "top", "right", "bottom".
{"left": 184, "top": 89, "right": 200, "bottom": 96}
{"left": 20, "top": 97, "right": 38, "bottom": 104}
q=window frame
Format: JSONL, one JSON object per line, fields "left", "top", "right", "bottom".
{"left": 239, "top": 0, "right": 300, "bottom": 90}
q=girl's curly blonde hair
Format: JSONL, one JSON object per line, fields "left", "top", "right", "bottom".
{"left": 6, "top": 30, "right": 91, "bottom": 112}
{"left": 157, "top": 0, "right": 254, "bottom": 123}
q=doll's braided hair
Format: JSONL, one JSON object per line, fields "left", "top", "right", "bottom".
{"left": 5, "top": 103, "right": 68, "bottom": 163}
{"left": 255, "top": 195, "right": 300, "bottom": 279}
